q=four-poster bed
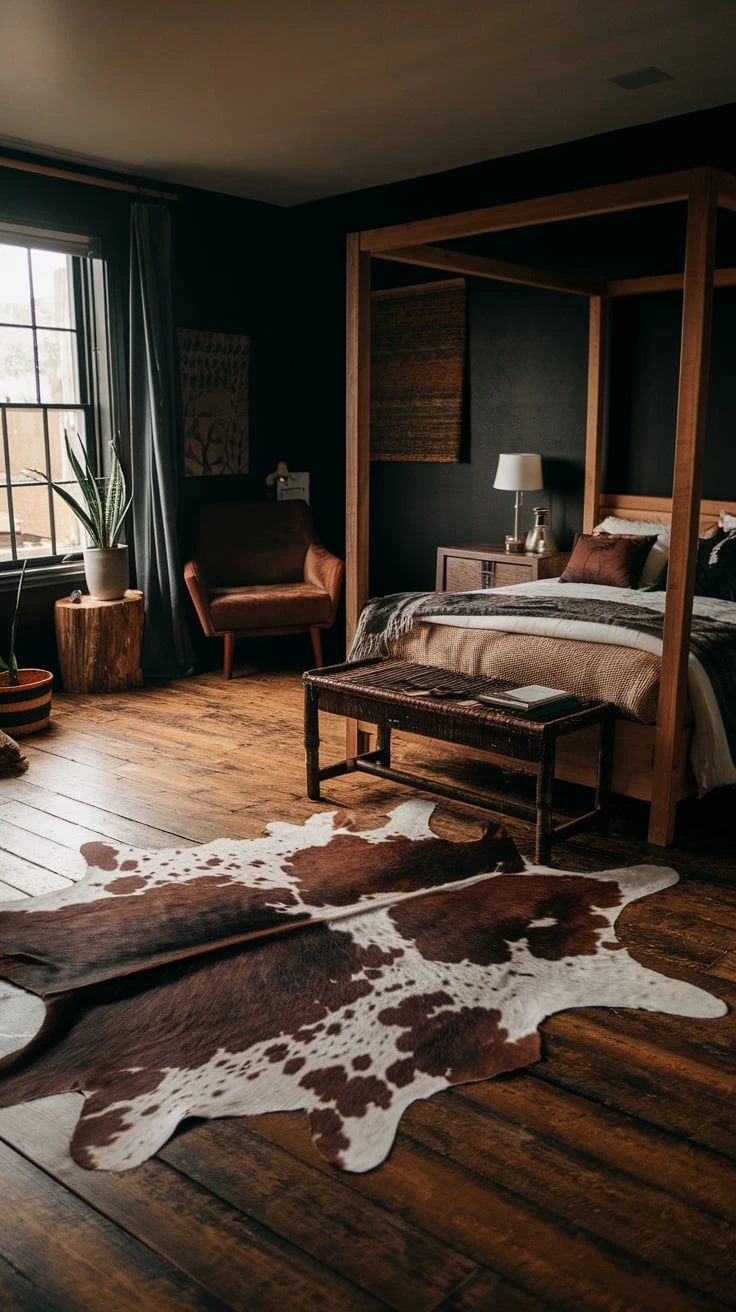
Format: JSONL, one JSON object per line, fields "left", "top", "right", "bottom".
{"left": 345, "top": 166, "right": 736, "bottom": 847}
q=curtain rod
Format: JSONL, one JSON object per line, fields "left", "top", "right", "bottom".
{"left": 0, "top": 154, "right": 177, "bottom": 201}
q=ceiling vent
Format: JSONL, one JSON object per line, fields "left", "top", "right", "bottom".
{"left": 609, "top": 66, "right": 673, "bottom": 90}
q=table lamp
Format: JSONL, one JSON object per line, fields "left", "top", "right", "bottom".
{"left": 493, "top": 453, "right": 543, "bottom": 553}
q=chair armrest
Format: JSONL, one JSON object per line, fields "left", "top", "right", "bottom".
{"left": 183, "top": 559, "right": 216, "bottom": 637}
{"left": 304, "top": 544, "right": 344, "bottom": 624}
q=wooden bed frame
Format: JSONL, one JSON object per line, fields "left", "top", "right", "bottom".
{"left": 345, "top": 167, "right": 736, "bottom": 846}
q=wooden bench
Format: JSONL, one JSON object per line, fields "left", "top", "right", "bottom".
{"left": 303, "top": 659, "right": 615, "bottom": 864}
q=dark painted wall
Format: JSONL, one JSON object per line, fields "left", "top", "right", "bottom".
{"left": 172, "top": 188, "right": 290, "bottom": 547}
{"left": 287, "top": 101, "right": 736, "bottom": 599}
{"left": 369, "top": 279, "right": 588, "bottom": 596}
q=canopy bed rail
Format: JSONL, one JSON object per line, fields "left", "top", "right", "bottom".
{"left": 345, "top": 165, "right": 736, "bottom": 847}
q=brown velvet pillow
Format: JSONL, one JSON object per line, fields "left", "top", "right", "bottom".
{"left": 560, "top": 533, "right": 658, "bottom": 588}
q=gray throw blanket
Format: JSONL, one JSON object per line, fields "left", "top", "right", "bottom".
{"left": 349, "top": 590, "right": 736, "bottom": 761}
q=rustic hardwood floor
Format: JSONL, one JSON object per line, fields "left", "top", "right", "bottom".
{"left": 0, "top": 663, "right": 734, "bottom": 1312}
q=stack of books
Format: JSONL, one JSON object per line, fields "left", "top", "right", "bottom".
{"left": 475, "top": 683, "right": 582, "bottom": 720}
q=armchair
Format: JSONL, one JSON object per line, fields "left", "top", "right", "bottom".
{"left": 183, "top": 501, "right": 344, "bottom": 678}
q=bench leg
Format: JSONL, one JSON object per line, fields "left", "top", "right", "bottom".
{"left": 376, "top": 715, "right": 392, "bottom": 769}
{"left": 535, "top": 739, "right": 555, "bottom": 865}
{"left": 304, "top": 685, "right": 321, "bottom": 800}
{"left": 595, "top": 709, "right": 615, "bottom": 834}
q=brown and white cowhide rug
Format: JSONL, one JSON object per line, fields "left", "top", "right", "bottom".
{"left": 0, "top": 800, "right": 726, "bottom": 1173}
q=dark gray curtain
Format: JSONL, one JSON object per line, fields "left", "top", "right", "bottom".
{"left": 129, "top": 203, "right": 194, "bottom": 677}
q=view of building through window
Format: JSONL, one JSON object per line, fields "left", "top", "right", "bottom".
{"left": 0, "top": 240, "right": 94, "bottom": 565}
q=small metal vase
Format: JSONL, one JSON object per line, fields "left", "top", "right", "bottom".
{"left": 524, "top": 507, "right": 558, "bottom": 555}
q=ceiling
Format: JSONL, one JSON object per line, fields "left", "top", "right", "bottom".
{"left": 2, "top": 0, "right": 736, "bottom": 206}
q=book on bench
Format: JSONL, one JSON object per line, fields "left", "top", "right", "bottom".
{"left": 476, "top": 683, "right": 576, "bottom": 710}
{"left": 478, "top": 696, "right": 583, "bottom": 721}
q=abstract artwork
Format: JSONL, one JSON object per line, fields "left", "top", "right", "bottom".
{"left": 178, "top": 328, "right": 250, "bottom": 477}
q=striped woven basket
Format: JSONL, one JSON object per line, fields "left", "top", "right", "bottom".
{"left": 0, "top": 669, "right": 54, "bottom": 737}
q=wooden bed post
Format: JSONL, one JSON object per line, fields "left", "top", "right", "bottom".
{"left": 345, "top": 232, "right": 372, "bottom": 756}
{"left": 649, "top": 168, "right": 718, "bottom": 847}
{"left": 583, "top": 295, "right": 607, "bottom": 533}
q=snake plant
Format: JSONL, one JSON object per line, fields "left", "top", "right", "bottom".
{"left": 29, "top": 432, "right": 132, "bottom": 549}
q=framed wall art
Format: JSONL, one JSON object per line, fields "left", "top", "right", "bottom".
{"left": 178, "top": 328, "right": 250, "bottom": 477}
{"left": 370, "top": 278, "right": 467, "bottom": 462}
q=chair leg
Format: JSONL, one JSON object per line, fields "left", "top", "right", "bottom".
{"left": 223, "top": 633, "right": 235, "bottom": 679}
{"left": 309, "top": 626, "right": 324, "bottom": 669}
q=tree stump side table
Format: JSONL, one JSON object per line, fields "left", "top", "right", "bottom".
{"left": 55, "top": 589, "right": 144, "bottom": 693}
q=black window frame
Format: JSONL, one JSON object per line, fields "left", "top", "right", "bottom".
{"left": 0, "top": 222, "right": 117, "bottom": 577}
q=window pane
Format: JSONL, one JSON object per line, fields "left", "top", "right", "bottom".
{"left": 0, "top": 487, "right": 17, "bottom": 562}
{"left": 31, "top": 249, "right": 74, "bottom": 329}
{"left": 37, "top": 329, "right": 79, "bottom": 404}
{"left": 0, "top": 244, "right": 32, "bottom": 326}
{"left": 4, "top": 407, "right": 89, "bottom": 556}
{"left": 6, "top": 408, "right": 46, "bottom": 483}
{"left": 0, "top": 229, "right": 107, "bottom": 566}
{"left": 51, "top": 482, "right": 87, "bottom": 554}
{"left": 8, "top": 482, "right": 53, "bottom": 560}
{"left": 47, "top": 409, "right": 87, "bottom": 482}
{"left": 0, "top": 326, "right": 37, "bottom": 402}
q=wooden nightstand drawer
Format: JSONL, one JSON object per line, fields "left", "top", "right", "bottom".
{"left": 436, "top": 545, "right": 570, "bottom": 591}
{"left": 492, "top": 561, "right": 533, "bottom": 587}
{"left": 444, "top": 556, "right": 485, "bottom": 591}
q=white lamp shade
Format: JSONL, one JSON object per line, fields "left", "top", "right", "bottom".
{"left": 493, "top": 453, "right": 543, "bottom": 492}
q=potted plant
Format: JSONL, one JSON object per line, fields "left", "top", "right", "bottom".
{"left": 0, "top": 561, "right": 54, "bottom": 737}
{"left": 28, "top": 433, "right": 133, "bottom": 601}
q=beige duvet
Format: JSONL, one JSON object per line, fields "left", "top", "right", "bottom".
{"left": 394, "top": 623, "right": 662, "bottom": 722}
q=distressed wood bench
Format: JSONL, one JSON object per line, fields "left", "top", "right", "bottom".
{"left": 303, "top": 659, "right": 615, "bottom": 864}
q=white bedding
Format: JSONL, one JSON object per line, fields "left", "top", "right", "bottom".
{"left": 421, "top": 578, "right": 736, "bottom": 795}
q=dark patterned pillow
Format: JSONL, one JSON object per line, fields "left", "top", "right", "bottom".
{"left": 560, "top": 533, "right": 658, "bottom": 588}
{"left": 695, "top": 528, "right": 736, "bottom": 601}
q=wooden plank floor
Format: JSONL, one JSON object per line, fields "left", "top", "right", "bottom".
{"left": 0, "top": 664, "right": 734, "bottom": 1312}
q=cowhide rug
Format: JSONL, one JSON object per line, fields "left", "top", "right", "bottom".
{"left": 0, "top": 800, "right": 726, "bottom": 1173}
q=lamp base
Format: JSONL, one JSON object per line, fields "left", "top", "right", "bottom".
{"left": 504, "top": 535, "right": 525, "bottom": 553}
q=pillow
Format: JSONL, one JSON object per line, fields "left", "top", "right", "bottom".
{"left": 593, "top": 515, "right": 670, "bottom": 589}
{"left": 560, "top": 533, "right": 658, "bottom": 588}
{"left": 0, "top": 728, "right": 29, "bottom": 774}
{"left": 695, "top": 528, "right": 736, "bottom": 602}
{"left": 719, "top": 509, "right": 736, "bottom": 531}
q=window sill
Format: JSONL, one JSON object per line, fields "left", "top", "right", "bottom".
{"left": 0, "top": 561, "right": 86, "bottom": 594}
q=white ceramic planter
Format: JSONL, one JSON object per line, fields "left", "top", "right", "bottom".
{"left": 83, "top": 545, "right": 129, "bottom": 601}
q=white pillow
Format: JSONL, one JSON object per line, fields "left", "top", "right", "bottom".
{"left": 719, "top": 509, "right": 736, "bottom": 531}
{"left": 593, "top": 515, "right": 670, "bottom": 588}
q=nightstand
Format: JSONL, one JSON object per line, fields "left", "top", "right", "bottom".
{"left": 436, "top": 544, "right": 570, "bottom": 591}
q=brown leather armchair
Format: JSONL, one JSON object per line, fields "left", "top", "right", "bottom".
{"left": 183, "top": 501, "right": 344, "bottom": 678}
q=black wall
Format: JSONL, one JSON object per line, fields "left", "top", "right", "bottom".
{"left": 287, "top": 101, "right": 736, "bottom": 598}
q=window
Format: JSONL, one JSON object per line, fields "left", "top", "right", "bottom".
{"left": 0, "top": 224, "right": 115, "bottom": 570}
